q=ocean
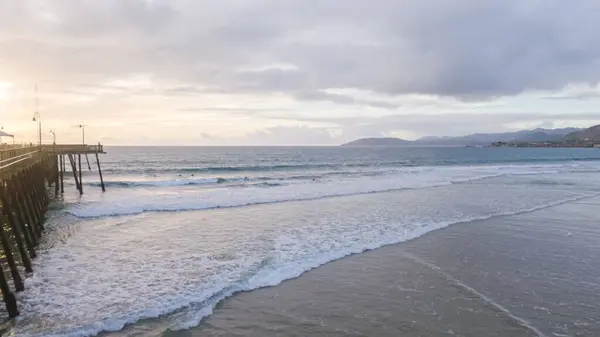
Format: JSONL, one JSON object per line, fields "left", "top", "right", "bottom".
{"left": 11, "top": 146, "right": 600, "bottom": 337}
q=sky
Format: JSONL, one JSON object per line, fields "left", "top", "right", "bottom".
{"left": 2, "top": 0, "right": 600, "bottom": 145}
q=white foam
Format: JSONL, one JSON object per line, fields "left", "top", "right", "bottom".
{"left": 67, "top": 162, "right": 600, "bottom": 218}
{"left": 105, "top": 177, "right": 220, "bottom": 187}
{"left": 169, "top": 196, "right": 577, "bottom": 333}
{"left": 13, "top": 176, "right": 597, "bottom": 337}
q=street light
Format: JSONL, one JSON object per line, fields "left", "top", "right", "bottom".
{"left": 32, "top": 85, "right": 41, "bottom": 149}
{"left": 77, "top": 124, "right": 86, "bottom": 144}
{"left": 32, "top": 112, "right": 41, "bottom": 148}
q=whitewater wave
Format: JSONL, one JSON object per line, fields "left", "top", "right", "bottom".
{"left": 85, "top": 178, "right": 307, "bottom": 189}
{"left": 82, "top": 162, "right": 600, "bottom": 191}
{"left": 168, "top": 194, "right": 588, "bottom": 332}
{"left": 68, "top": 172, "right": 506, "bottom": 218}
{"left": 68, "top": 161, "right": 600, "bottom": 219}
{"left": 17, "top": 192, "right": 595, "bottom": 337}
{"left": 98, "top": 156, "right": 600, "bottom": 175}
{"left": 529, "top": 179, "right": 578, "bottom": 186}
{"left": 87, "top": 178, "right": 223, "bottom": 188}
{"left": 83, "top": 170, "right": 389, "bottom": 189}
{"left": 100, "top": 161, "right": 414, "bottom": 174}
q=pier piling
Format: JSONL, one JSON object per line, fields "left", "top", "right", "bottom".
{"left": 68, "top": 154, "right": 81, "bottom": 194}
{"left": 60, "top": 155, "right": 64, "bottom": 193}
{"left": 7, "top": 178, "right": 38, "bottom": 252}
{"left": 54, "top": 155, "right": 59, "bottom": 197}
{"left": 0, "top": 213, "right": 24, "bottom": 292}
{"left": 85, "top": 154, "right": 91, "bottom": 171}
{"left": 0, "top": 262, "right": 19, "bottom": 318}
{"left": 0, "top": 183, "right": 33, "bottom": 272}
{"left": 78, "top": 154, "right": 83, "bottom": 194}
{"left": 95, "top": 152, "right": 106, "bottom": 192}
{"left": 0, "top": 144, "right": 105, "bottom": 317}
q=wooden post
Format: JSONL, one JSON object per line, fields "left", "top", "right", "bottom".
{"left": 36, "top": 166, "right": 48, "bottom": 230}
{"left": 47, "top": 159, "right": 52, "bottom": 188}
{"left": 26, "top": 168, "right": 45, "bottom": 233}
{"left": 0, "top": 262, "right": 19, "bottom": 318}
{"left": 26, "top": 167, "right": 45, "bottom": 234}
{"left": 27, "top": 169, "right": 40, "bottom": 213}
{"left": 14, "top": 175, "right": 41, "bottom": 240}
{"left": 85, "top": 154, "right": 91, "bottom": 171}
{"left": 7, "top": 179, "right": 38, "bottom": 250}
{"left": 45, "top": 156, "right": 52, "bottom": 188}
{"left": 0, "top": 182, "right": 33, "bottom": 272}
{"left": 37, "top": 164, "right": 49, "bottom": 207}
{"left": 0, "top": 212, "right": 24, "bottom": 291}
{"left": 1, "top": 197, "right": 33, "bottom": 272}
{"left": 78, "top": 154, "right": 83, "bottom": 194}
{"left": 68, "top": 155, "right": 82, "bottom": 194}
{"left": 60, "top": 154, "right": 64, "bottom": 193}
{"left": 54, "top": 155, "right": 59, "bottom": 197}
{"left": 95, "top": 152, "right": 106, "bottom": 192}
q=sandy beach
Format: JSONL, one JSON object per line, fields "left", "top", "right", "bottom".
{"left": 175, "top": 196, "right": 600, "bottom": 337}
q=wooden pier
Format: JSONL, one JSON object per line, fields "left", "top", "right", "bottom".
{"left": 0, "top": 144, "right": 106, "bottom": 318}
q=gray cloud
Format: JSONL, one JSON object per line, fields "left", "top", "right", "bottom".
{"left": 191, "top": 125, "right": 337, "bottom": 146}
{"left": 3, "top": 0, "right": 600, "bottom": 101}
{"left": 250, "top": 111, "right": 600, "bottom": 143}
{"left": 91, "top": 110, "right": 600, "bottom": 145}
{"left": 294, "top": 91, "right": 400, "bottom": 109}
{"left": 5, "top": 0, "right": 600, "bottom": 146}
{"left": 177, "top": 107, "right": 290, "bottom": 113}
{"left": 350, "top": 112, "right": 599, "bottom": 137}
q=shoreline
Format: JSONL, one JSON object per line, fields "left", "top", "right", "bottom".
{"left": 101, "top": 195, "right": 600, "bottom": 337}
{"left": 178, "top": 196, "right": 600, "bottom": 337}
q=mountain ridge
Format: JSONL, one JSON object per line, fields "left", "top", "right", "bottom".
{"left": 341, "top": 137, "right": 413, "bottom": 147}
{"left": 341, "top": 127, "right": 583, "bottom": 147}
{"left": 563, "top": 125, "right": 600, "bottom": 142}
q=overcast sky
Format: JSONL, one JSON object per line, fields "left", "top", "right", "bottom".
{"left": 1, "top": 0, "right": 600, "bottom": 145}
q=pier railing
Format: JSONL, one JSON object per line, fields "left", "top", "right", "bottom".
{"left": 43, "top": 144, "right": 104, "bottom": 154}
{"left": 0, "top": 144, "right": 104, "bottom": 163}
{"left": 0, "top": 145, "right": 30, "bottom": 151}
{"left": 0, "top": 146, "right": 38, "bottom": 162}
{"left": 0, "top": 150, "right": 40, "bottom": 173}
{"left": 0, "top": 144, "right": 105, "bottom": 177}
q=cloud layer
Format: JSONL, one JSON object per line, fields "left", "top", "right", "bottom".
{"left": 1, "top": 1, "right": 600, "bottom": 144}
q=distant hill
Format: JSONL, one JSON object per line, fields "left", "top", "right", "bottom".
{"left": 415, "top": 128, "right": 580, "bottom": 146}
{"left": 563, "top": 124, "right": 600, "bottom": 142}
{"left": 341, "top": 127, "right": 582, "bottom": 147}
{"left": 341, "top": 137, "right": 412, "bottom": 147}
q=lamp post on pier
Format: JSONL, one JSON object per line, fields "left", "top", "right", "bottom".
{"left": 77, "top": 124, "right": 86, "bottom": 144}
{"left": 32, "top": 85, "right": 41, "bottom": 150}
{"left": 32, "top": 112, "right": 41, "bottom": 150}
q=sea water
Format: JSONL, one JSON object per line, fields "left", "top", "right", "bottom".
{"left": 11, "top": 146, "right": 600, "bottom": 337}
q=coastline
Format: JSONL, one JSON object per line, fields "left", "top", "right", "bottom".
{"left": 105, "top": 195, "right": 600, "bottom": 337}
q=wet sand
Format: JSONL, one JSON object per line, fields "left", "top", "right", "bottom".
{"left": 177, "top": 197, "right": 600, "bottom": 337}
